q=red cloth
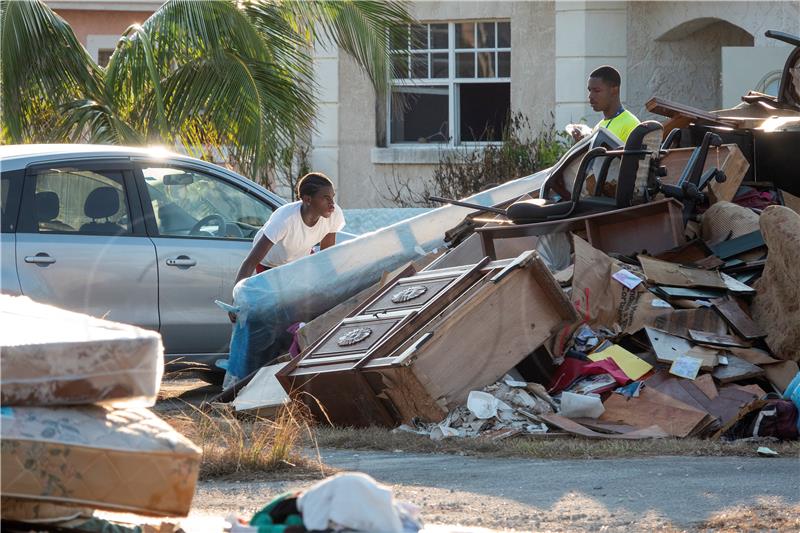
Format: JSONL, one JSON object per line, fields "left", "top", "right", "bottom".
{"left": 548, "top": 353, "right": 630, "bottom": 393}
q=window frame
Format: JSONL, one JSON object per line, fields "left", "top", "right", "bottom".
{"left": 387, "top": 20, "right": 511, "bottom": 147}
{"left": 18, "top": 159, "right": 145, "bottom": 237}
{"left": 132, "top": 160, "right": 277, "bottom": 242}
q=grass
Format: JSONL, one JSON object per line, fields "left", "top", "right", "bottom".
{"left": 310, "top": 425, "right": 800, "bottom": 460}
{"left": 163, "top": 402, "right": 331, "bottom": 480}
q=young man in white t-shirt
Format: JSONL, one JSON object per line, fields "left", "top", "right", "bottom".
{"left": 230, "top": 173, "right": 344, "bottom": 320}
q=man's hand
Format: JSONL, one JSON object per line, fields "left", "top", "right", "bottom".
{"left": 228, "top": 311, "right": 237, "bottom": 323}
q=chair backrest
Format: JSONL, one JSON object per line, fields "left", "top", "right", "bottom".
{"left": 79, "top": 186, "right": 124, "bottom": 234}
{"left": 615, "top": 120, "right": 663, "bottom": 207}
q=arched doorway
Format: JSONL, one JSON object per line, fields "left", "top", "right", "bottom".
{"left": 629, "top": 16, "right": 754, "bottom": 117}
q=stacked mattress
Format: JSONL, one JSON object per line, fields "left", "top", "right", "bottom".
{"left": 0, "top": 295, "right": 201, "bottom": 518}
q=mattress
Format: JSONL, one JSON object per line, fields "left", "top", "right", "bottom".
{"left": 0, "top": 295, "right": 163, "bottom": 407}
{"left": 1, "top": 405, "right": 201, "bottom": 517}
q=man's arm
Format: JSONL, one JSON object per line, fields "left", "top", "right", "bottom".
{"left": 229, "top": 235, "right": 273, "bottom": 322}
{"left": 319, "top": 232, "right": 336, "bottom": 250}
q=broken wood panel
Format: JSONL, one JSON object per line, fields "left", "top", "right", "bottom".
{"left": 646, "top": 97, "right": 738, "bottom": 126}
{"left": 540, "top": 413, "right": 669, "bottom": 440}
{"left": 711, "top": 297, "right": 765, "bottom": 339}
{"left": 711, "top": 355, "right": 765, "bottom": 384}
{"left": 645, "top": 327, "right": 692, "bottom": 364}
{"left": 708, "top": 145, "right": 750, "bottom": 204}
{"left": 695, "top": 374, "right": 718, "bottom": 400}
{"left": 688, "top": 329, "right": 751, "bottom": 348}
{"left": 686, "top": 345, "right": 721, "bottom": 370}
{"left": 639, "top": 255, "right": 728, "bottom": 289}
{"left": 709, "top": 230, "right": 766, "bottom": 260}
{"left": 726, "top": 346, "right": 780, "bottom": 365}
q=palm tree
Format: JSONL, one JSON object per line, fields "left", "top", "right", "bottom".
{"left": 1, "top": 0, "right": 411, "bottom": 184}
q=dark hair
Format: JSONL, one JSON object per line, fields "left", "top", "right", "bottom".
{"left": 296, "top": 172, "right": 333, "bottom": 199}
{"left": 590, "top": 65, "right": 621, "bottom": 88}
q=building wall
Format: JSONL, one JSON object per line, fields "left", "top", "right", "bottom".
{"left": 334, "top": 1, "right": 556, "bottom": 208}
{"left": 627, "top": 0, "right": 800, "bottom": 120}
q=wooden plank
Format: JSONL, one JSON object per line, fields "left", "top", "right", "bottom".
{"left": 726, "top": 346, "right": 780, "bottom": 366}
{"left": 708, "top": 145, "right": 750, "bottom": 204}
{"left": 654, "top": 239, "right": 714, "bottom": 265}
{"left": 689, "top": 329, "right": 751, "bottom": 348}
{"left": 656, "top": 286, "right": 727, "bottom": 300}
{"left": 712, "top": 355, "right": 765, "bottom": 384}
{"left": 646, "top": 97, "right": 738, "bottom": 126}
{"left": 646, "top": 308, "right": 729, "bottom": 339}
{"left": 639, "top": 255, "right": 728, "bottom": 289}
{"left": 695, "top": 374, "right": 718, "bottom": 400}
{"left": 711, "top": 297, "right": 765, "bottom": 340}
{"left": 686, "top": 345, "right": 720, "bottom": 370}
{"left": 540, "top": 414, "right": 669, "bottom": 440}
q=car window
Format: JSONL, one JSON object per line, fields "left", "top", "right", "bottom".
{"left": 141, "top": 166, "right": 272, "bottom": 239}
{"left": 1, "top": 170, "right": 23, "bottom": 233}
{"left": 30, "top": 167, "right": 131, "bottom": 235}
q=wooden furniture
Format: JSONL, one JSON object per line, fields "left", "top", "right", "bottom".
{"left": 475, "top": 198, "right": 685, "bottom": 260}
{"left": 277, "top": 251, "right": 577, "bottom": 427}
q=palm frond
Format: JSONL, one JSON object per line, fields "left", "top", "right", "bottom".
{"left": 1, "top": 0, "right": 102, "bottom": 142}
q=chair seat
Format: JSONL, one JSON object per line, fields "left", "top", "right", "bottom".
{"left": 506, "top": 199, "right": 575, "bottom": 224}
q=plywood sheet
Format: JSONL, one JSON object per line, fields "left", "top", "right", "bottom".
{"left": 711, "top": 297, "right": 764, "bottom": 339}
{"left": 712, "top": 355, "right": 765, "bottom": 383}
{"left": 540, "top": 414, "right": 669, "bottom": 440}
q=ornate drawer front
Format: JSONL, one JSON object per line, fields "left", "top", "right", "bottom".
{"left": 298, "top": 315, "right": 405, "bottom": 366}
{"left": 359, "top": 275, "right": 460, "bottom": 316}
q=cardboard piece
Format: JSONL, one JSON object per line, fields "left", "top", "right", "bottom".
{"left": 540, "top": 414, "right": 669, "bottom": 440}
{"left": 0, "top": 406, "right": 201, "bottom": 517}
{"left": 600, "top": 388, "right": 710, "bottom": 438}
{"left": 565, "top": 236, "right": 669, "bottom": 351}
{"left": 711, "top": 297, "right": 764, "bottom": 339}
{"left": 589, "top": 345, "right": 653, "bottom": 381}
{"left": 0, "top": 295, "right": 163, "bottom": 407}
{"left": 711, "top": 355, "right": 765, "bottom": 383}
{"left": 689, "top": 329, "right": 751, "bottom": 348}
{"left": 646, "top": 308, "right": 729, "bottom": 340}
{"left": 639, "top": 255, "right": 727, "bottom": 289}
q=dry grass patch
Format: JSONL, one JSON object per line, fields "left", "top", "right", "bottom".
{"left": 311, "top": 426, "right": 800, "bottom": 459}
{"left": 163, "top": 402, "right": 327, "bottom": 479}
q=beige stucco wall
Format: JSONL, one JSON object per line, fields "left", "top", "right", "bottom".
{"left": 627, "top": 0, "right": 800, "bottom": 120}
{"left": 335, "top": 1, "right": 556, "bottom": 208}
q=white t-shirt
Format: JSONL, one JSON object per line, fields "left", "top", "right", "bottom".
{"left": 253, "top": 201, "right": 345, "bottom": 267}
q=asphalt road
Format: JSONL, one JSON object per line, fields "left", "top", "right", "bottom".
{"left": 188, "top": 449, "right": 800, "bottom": 531}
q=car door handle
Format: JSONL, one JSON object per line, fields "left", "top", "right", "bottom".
{"left": 24, "top": 253, "right": 56, "bottom": 265}
{"left": 166, "top": 256, "right": 197, "bottom": 267}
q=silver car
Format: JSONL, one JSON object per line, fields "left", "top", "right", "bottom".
{"left": 1, "top": 144, "right": 288, "bottom": 380}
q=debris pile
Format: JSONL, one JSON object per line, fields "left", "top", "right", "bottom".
{"left": 250, "top": 41, "right": 800, "bottom": 443}
{"left": 0, "top": 296, "right": 201, "bottom": 527}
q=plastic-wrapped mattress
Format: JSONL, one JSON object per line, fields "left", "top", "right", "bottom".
{"left": 0, "top": 295, "right": 163, "bottom": 407}
{"left": 226, "top": 170, "right": 549, "bottom": 383}
{"left": 0, "top": 405, "right": 201, "bottom": 517}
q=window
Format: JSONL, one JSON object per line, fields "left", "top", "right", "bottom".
{"left": 97, "top": 48, "right": 114, "bottom": 67}
{"left": 389, "top": 21, "right": 511, "bottom": 145}
{"left": 31, "top": 168, "right": 131, "bottom": 235}
{"left": 141, "top": 167, "right": 272, "bottom": 239}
